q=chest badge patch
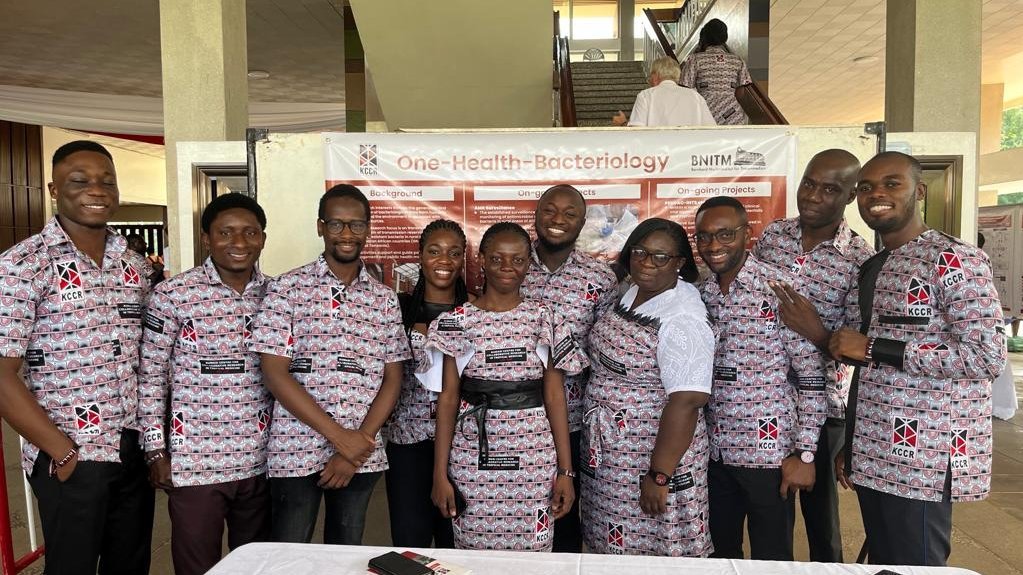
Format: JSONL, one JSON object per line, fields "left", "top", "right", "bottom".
{"left": 584, "top": 281, "right": 602, "bottom": 302}
{"left": 938, "top": 251, "right": 966, "bottom": 288}
{"left": 121, "top": 260, "right": 141, "bottom": 287}
{"left": 180, "top": 318, "right": 199, "bottom": 347}
{"left": 906, "top": 278, "right": 933, "bottom": 317}
{"left": 790, "top": 255, "right": 807, "bottom": 274}
{"left": 55, "top": 261, "right": 85, "bottom": 302}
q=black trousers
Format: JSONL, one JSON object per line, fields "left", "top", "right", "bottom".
{"left": 708, "top": 459, "right": 794, "bottom": 561}
{"left": 384, "top": 440, "right": 454, "bottom": 548}
{"left": 797, "top": 417, "right": 844, "bottom": 562}
{"left": 857, "top": 470, "right": 953, "bottom": 566}
{"left": 552, "top": 430, "right": 582, "bottom": 552}
{"left": 28, "top": 430, "right": 155, "bottom": 575}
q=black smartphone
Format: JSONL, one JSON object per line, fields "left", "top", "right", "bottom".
{"left": 367, "top": 551, "right": 433, "bottom": 575}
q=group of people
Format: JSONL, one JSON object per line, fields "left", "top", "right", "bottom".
{"left": 0, "top": 139, "right": 1006, "bottom": 575}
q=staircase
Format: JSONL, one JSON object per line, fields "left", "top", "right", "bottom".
{"left": 570, "top": 60, "right": 648, "bottom": 127}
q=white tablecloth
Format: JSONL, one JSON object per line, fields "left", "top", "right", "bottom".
{"left": 206, "top": 543, "right": 980, "bottom": 575}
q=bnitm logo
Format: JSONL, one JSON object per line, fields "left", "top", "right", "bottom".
{"left": 359, "top": 144, "right": 378, "bottom": 175}
{"left": 690, "top": 147, "right": 766, "bottom": 171}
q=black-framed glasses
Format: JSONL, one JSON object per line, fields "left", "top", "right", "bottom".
{"left": 629, "top": 247, "right": 679, "bottom": 267}
{"left": 693, "top": 225, "right": 747, "bottom": 246}
{"left": 320, "top": 219, "right": 368, "bottom": 235}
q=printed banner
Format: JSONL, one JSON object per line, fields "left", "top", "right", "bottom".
{"left": 323, "top": 129, "right": 796, "bottom": 290}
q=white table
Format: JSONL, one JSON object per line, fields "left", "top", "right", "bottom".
{"left": 206, "top": 542, "right": 981, "bottom": 575}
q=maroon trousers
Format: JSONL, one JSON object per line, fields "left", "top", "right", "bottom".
{"left": 167, "top": 474, "right": 271, "bottom": 575}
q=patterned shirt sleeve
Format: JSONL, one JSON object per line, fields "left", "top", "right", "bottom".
{"left": 595, "top": 272, "right": 619, "bottom": 322}
{"left": 898, "top": 246, "right": 1005, "bottom": 380}
{"left": 736, "top": 58, "right": 753, "bottom": 87}
{"left": 783, "top": 325, "right": 828, "bottom": 452}
{"left": 416, "top": 308, "right": 473, "bottom": 392}
{"left": 0, "top": 259, "right": 37, "bottom": 358}
{"left": 657, "top": 315, "right": 714, "bottom": 395}
{"left": 380, "top": 291, "right": 411, "bottom": 364}
{"left": 138, "top": 285, "right": 180, "bottom": 452}
{"left": 540, "top": 304, "right": 589, "bottom": 375}
{"left": 249, "top": 277, "right": 294, "bottom": 359}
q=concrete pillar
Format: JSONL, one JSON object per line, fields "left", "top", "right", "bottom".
{"left": 159, "top": 0, "right": 248, "bottom": 272}
{"left": 884, "top": 0, "right": 981, "bottom": 133}
{"left": 980, "top": 83, "right": 1005, "bottom": 155}
{"left": 619, "top": 0, "right": 634, "bottom": 61}
{"left": 344, "top": 4, "right": 367, "bottom": 133}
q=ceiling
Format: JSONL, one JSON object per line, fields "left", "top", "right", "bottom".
{"left": 769, "top": 0, "right": 1023, "bottom": 124}
{"left": 0, "top": 0, "right": 346, "bottom": 103}
{"left": 0, "top": 1, "right": 1020, "bottom": 128}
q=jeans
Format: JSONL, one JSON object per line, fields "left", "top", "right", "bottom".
{"left": 270, "top": 470, "right": 381, "bottom": 545}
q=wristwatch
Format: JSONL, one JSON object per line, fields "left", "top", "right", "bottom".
{"left": 646, "top": 469, "right": 670, "bottom": 486}
{"left": 799, "top": 451, "right": 815, "bottom": 464}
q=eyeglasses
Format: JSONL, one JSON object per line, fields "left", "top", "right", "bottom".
{"left": 629, "top": 247, "right": 679, "bottom": 267}
{"left": 320, "top": 219, "right": 368, "bottom": 235}
{"left": 693, "top": 225, "right": 747, "bottom": 246}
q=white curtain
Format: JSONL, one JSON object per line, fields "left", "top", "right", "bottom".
{"left": 0, "top": 85, "right": 346, "bottom": 135}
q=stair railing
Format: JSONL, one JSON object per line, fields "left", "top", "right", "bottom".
{"left": 553, "top": 11, "right": 578, "bottom": 127}
{"left": 641, "top": 5, "right": 788, "bottom": 125}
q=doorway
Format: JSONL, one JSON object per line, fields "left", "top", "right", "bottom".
{"left": 192, "top": 164, "right": 250, "bottom": 264}
{"left": 918, "top": 155, "right": 964, "bottom": 238}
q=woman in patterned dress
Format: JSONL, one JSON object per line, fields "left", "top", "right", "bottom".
{"left": 581, "top": 218, "right": 715, "bottom": 556}
{"left": 385, "top": 219, "right": 470, "bottom": 548}
{"left": 680, "top": 18, "right": 754, "bottom": 125}
{"left": 418, "top": 222, "right": 587, "bottom": 551}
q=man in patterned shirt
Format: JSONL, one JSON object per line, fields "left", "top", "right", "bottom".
{"left": 139, "top": 193, "right": 272, "bottom": 575}
{"left": 0, "top": 140, "right": 154, "bottom": 574}
{"left": 830, "top": 152, "right": 1005, "bottom": 566}
{"left": 753, "top": 149, "right": 874, "bottom": 562}
{"left": 694, "top": 196, "right": 827, "bottom": 561}
{"left": 521, "top": 184, "right": 618, "bottom": 552}
{"left": 250, "top": 184, "right": 410, "bottom": 544}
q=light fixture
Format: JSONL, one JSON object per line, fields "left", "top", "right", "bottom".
{"left": 852, "top": 55, "right": 879, "bottom": 65}
{"left": 247, "top": 70, "right": 271, "bottom": 80}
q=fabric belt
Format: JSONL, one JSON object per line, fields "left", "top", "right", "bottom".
{"left": 457, "top": 377, "right": 543, "bottom": 460}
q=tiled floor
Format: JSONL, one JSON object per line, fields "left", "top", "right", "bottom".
{"left": 4, "top": 354, "right": 1022, "bottom": 574}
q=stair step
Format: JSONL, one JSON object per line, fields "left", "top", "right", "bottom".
{"left": 575, "top": 102, "right": 636, "bottom": 113}
{"left": 576, "top": 91, "right": 638, "bottom": 102}
{"left": 577, "top": 119, "right": 614, "bottom": 127}
{"left": 571, "top": 61, "right": 645, "bottom": 69}
{"left": 572, "top": 75, "right": 646, "bottom": 84}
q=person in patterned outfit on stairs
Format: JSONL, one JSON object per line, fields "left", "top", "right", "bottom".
{"left": 680, "top": 19, "right": 755, "bottom": 125}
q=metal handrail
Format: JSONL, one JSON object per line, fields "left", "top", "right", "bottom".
{"left": 553, "top": 11, "right": 577, "bottom": 127}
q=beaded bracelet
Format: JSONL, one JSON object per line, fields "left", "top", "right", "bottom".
{"left": 48, "top": 444, "right": 79, "bottom": 477}
{"left": 864, "top": 336, "right": 876, "bottom": 363}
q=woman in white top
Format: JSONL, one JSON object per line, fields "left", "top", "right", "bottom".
{"left": 581, "top": 218, "right": 715, "bottom": 556}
